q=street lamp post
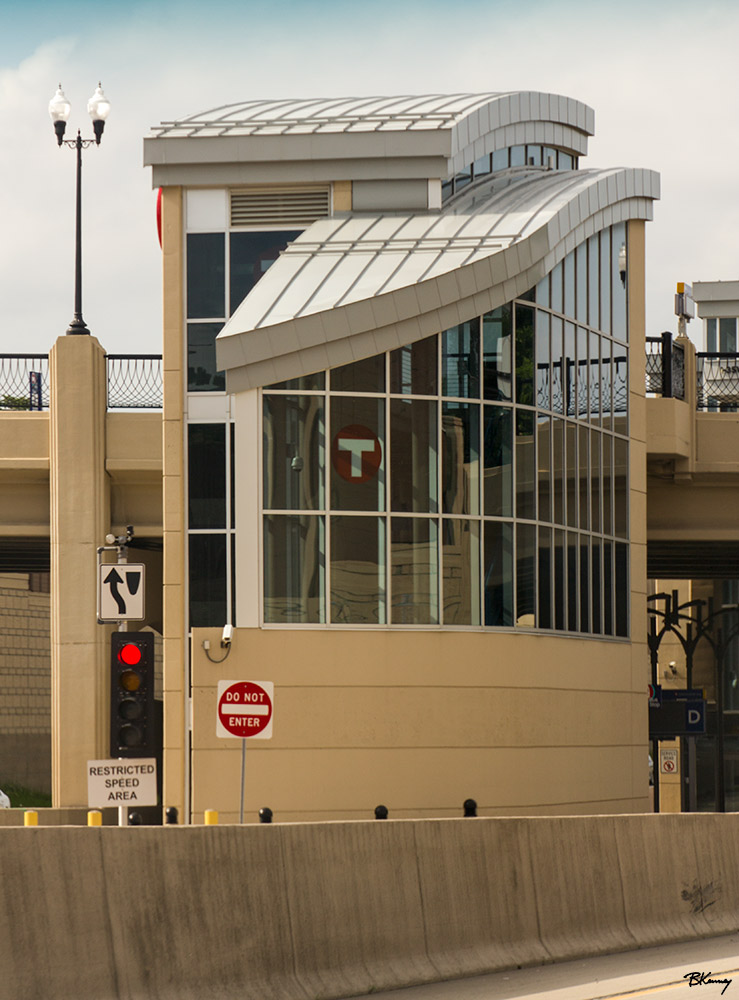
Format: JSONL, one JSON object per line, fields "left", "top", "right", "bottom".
{"left": 48, "top": 84, "right": 111, "bottom": 335}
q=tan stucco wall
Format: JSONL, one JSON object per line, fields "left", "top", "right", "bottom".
{"left": 627, "top": 219, "right": 649, "bottom": 729}
{"left": 159, "top": 186, "right": 187, "bottom": 819}
{"left": 191, "top": 627, "right": 648, "bottom": 823}
{"left": 0, "top": 573, "right": 51, "bottom": 793}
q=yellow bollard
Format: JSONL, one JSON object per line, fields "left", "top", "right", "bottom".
{"left": 204, "top": 809, "right": 219, "bottom": 825}
{"left": 87, "top": 810, "right": 102, "bottom": 827}
{"left": 24, "top": 811, "right": 38, "bottom": 827}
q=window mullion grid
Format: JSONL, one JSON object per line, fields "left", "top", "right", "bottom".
{"left": 385, "top": 352, "right": 391, "bottom": 626}
{"left": 225, "top": 422, "right": 233, "bottom": 624}
{"left": 325, "top": 385, "right": 331, "bottom": 625}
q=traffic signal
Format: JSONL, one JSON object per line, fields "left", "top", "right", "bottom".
{"left": 110, "top": 632, "right": 155, "bottom": 758}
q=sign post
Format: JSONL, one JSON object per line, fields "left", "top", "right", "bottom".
{"left": 216, "top": 680, "right": 274, "bottom": 823}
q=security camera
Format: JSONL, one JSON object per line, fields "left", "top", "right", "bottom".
{"left": 221, "top": 624, "right": 233, "bottom": 648}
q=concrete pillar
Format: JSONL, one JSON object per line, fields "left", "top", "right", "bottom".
{"left": 160, "top": 187, "right": 187, "bottom": 820}
{"left": 49, "top": 334, "right": 110, "bottom": 806}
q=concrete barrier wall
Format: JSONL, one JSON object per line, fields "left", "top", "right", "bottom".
{"left": 2, "top": 815, "right": 739, "bottom": 999}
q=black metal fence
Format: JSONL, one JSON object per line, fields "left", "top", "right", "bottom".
{"left": 107, "top": 355, "right": 163, "bottom": 409}
{"left": 645, "top": 333, "right": 685, "bottom": 400}
{"left": 0, "top": 354, "right": 163, "bottom": 410}
{"left": 696, "top": 354, "right": 739, "bottom": 412}
{"left": 0, "top": 355, "right": 50, "bottom": 410}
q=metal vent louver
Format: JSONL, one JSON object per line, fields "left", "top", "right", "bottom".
{"left": 230, "top": 188, "right": 330, "bottom": 227}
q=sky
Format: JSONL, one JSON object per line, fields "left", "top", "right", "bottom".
{"left": 1, "top": 0, "right": 737, "bottom": 355}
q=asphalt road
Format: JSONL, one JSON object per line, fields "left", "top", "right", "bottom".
{"left": 346, "top": 933, "right": 739, "bottom": 1000}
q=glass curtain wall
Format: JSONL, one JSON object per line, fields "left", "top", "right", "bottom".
{"left": 185, "top": 227, "right": 303, "bottom": 627}
{"left": 262, "top": 223, "right": 630, "bottom": 634}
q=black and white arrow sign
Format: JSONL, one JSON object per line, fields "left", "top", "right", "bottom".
{"left": 98, "top": 563, "right": 146, "bottom": 621}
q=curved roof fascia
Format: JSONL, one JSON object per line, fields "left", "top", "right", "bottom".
{"left": 217, "top": 166, "right": 659, "bottom": 393}
{"left": 144, "top": 92, "right": 594, "bottom": 183}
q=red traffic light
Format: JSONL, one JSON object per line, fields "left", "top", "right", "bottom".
{"left": 117, "top": 642, "right": 142, "bottom": 666}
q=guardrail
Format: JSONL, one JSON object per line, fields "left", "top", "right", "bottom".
{"left": 0, "top": 354, "right": 163, "bottom": 410}
{"left": 0, "top": 355, "right": 49, "bottom": 410}
{"left": 696, "top": 353, "right": 739, "bottom": 412}
{"left": 106, "top": 355, "right": 162, "bottom": 409}
{"left": 646, "top": 333, "right": 685, "bottom": 400}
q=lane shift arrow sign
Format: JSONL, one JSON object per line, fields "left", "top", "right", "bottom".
{"left": 104, "top": 568, "right": 127, "bottom": 614}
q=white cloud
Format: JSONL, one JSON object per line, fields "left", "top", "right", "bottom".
{"left": 1, "top": 1, "right": 738, "bottom": 354}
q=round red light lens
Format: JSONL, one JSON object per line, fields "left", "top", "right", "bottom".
{"left": 118, "top": 643, "right": 142, "bottom": 666}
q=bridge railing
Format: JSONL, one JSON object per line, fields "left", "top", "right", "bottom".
{"left": 0, "top": 355, "right": 50, "bottom": 410}
{"left": 0, "top": 354, "right": 163, "bottom": 410}
{"left": 645, "top": 333, "right": 685, "bottom": 400}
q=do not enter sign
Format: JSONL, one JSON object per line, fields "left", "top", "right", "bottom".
{"left": 216, "top": 680, "right": 273, "bottom": 740}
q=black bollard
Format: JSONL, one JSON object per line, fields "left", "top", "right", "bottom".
{"left": 374, "top": 804, "right": 389, "bottom": 820}
{"left": 165, "top": 806, "right": 178, "bottom": 825}
{"left": 463, "top": 798, "right": 477, "bottom": 817}
{"left": 259, "top": 807, "right": 273, "bottom": 824}
{"left": 128, "top": 811, "right": 143, "bottom": 826}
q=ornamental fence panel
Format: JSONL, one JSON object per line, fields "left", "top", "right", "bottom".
{"left": 106, "top": 355, "right": 163, "bottom": 409}
{"left": 0, "top": 355, "right": 50, "bottom": 410}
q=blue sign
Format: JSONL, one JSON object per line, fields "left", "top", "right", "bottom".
{"left": 685, "top": 701, "right": 706, "bottom": 734}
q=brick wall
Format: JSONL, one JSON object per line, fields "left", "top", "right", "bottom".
{"left": 0, "top": 572, "right": 51, "bottom": 793}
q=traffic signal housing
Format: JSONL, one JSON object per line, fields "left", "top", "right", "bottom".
{"left": 110, "top": 632, "right": 155, "bottom": 758}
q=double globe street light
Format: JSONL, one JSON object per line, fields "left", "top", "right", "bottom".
{"left": 48, "top": 84, "right": 111, "bottom": 335}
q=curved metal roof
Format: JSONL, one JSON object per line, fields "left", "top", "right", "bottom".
{"left": 150, "top": 92, "right": 593, "bottom": 142}
{"left": 217, "top": 165, "right": 659, "bottom": 392}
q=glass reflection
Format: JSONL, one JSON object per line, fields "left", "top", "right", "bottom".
{"left": 263, "top": 395, "right": 324, "bottom": 510}
{"left": 588, "top": 235, "right": 599, "bottom": 330}
{"left": 483, "top": 307, "right": 512, "bottom": 401}
{"left": 515, "top": 304, "right": 535, "bottom": 406}
{"left": 536, "top": 311, "right": 550, "bottom": 409}
{"left": 484, "top": 521, "right": 513, "bottom": 626}
{"left": 332, "top": 354, "right": 385, "bottom": 393}
{"left": 263, "top": 514, "right": 324, "bottom": 624}
{"left": 516, "top": 523, "right": 536, "bottom": 626}
{"left": 612, "top": 222, "right": 627, "bottom": 341}
{"left": 442, "top": 519, "right": 480, "bottom": 625}
{"left": 443, "top": 320, "right": 480, "bottom": 398}
{"left": 442, "top": 401, "right": 480, "bottom": 515}
{"left": 577, "top": 327, "right": 588, "bottom": 418}
{"left": 330, "top": 396, "right": 385, "bottom": 511}
{"left": 552, "top": 416, "right": 565, "bottom": 525}
{"left": 589, "top": 332, "right": 600, "bottom": 421}
{"left": 331, "top": 516, "right": 385, "bottom": 624}
{"left": 564, "top": 251, "right": 575, "bottom": 318}
{"left": 484, "top": 405, "right": 512, "bottom": 517}
{"left": 390, "top": 398, "right": 437, "bottom": 513}
{"left": 516, "top": 410, "right": 536, "bottom": 520}
{"left": 537, "top": 415, "right": 551, "bottom": 523}
{"left": 566, "top": 422, "right": 577, "bottom": 528}
{"left": 576, "top": 243, "right": 587, "bottom": 322}
{"left": 188, "top": 324, "right": 226, "bottom": 392}
{"left": 600, "top": 228, "right": 611, "bottom": 335}
{"left": 187, "top": 233, "right": 225, "bottom": 319}
{"left": 613, "top": 350, "right": 628, "bottom": 435}
{"left": 391, "top": 517, "right": 438, "bottom": 624}
{"left": 613, "top": 437, "right": 628, "bottom": 538}
{"left": 390, "top": 336, "right": 437, "bottom": 395}
{"left": 538, "top": 527, "right": 552, "bottom": 629}
{"left": 578, "top": 425, "right": 589, "bottom": 530}
{"left": 551, "top": 316, "right": 564, "bottom": 414}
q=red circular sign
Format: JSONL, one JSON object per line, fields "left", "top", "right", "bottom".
{"left": 217, "top": 681, "right": 273, "bottom": 738}
{"left": 331, "top": 424, "right": 382, "bottom": 483}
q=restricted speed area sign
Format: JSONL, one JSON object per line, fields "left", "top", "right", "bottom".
{"left": 216, "top": 680, "right": 273, "bottom": 740}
